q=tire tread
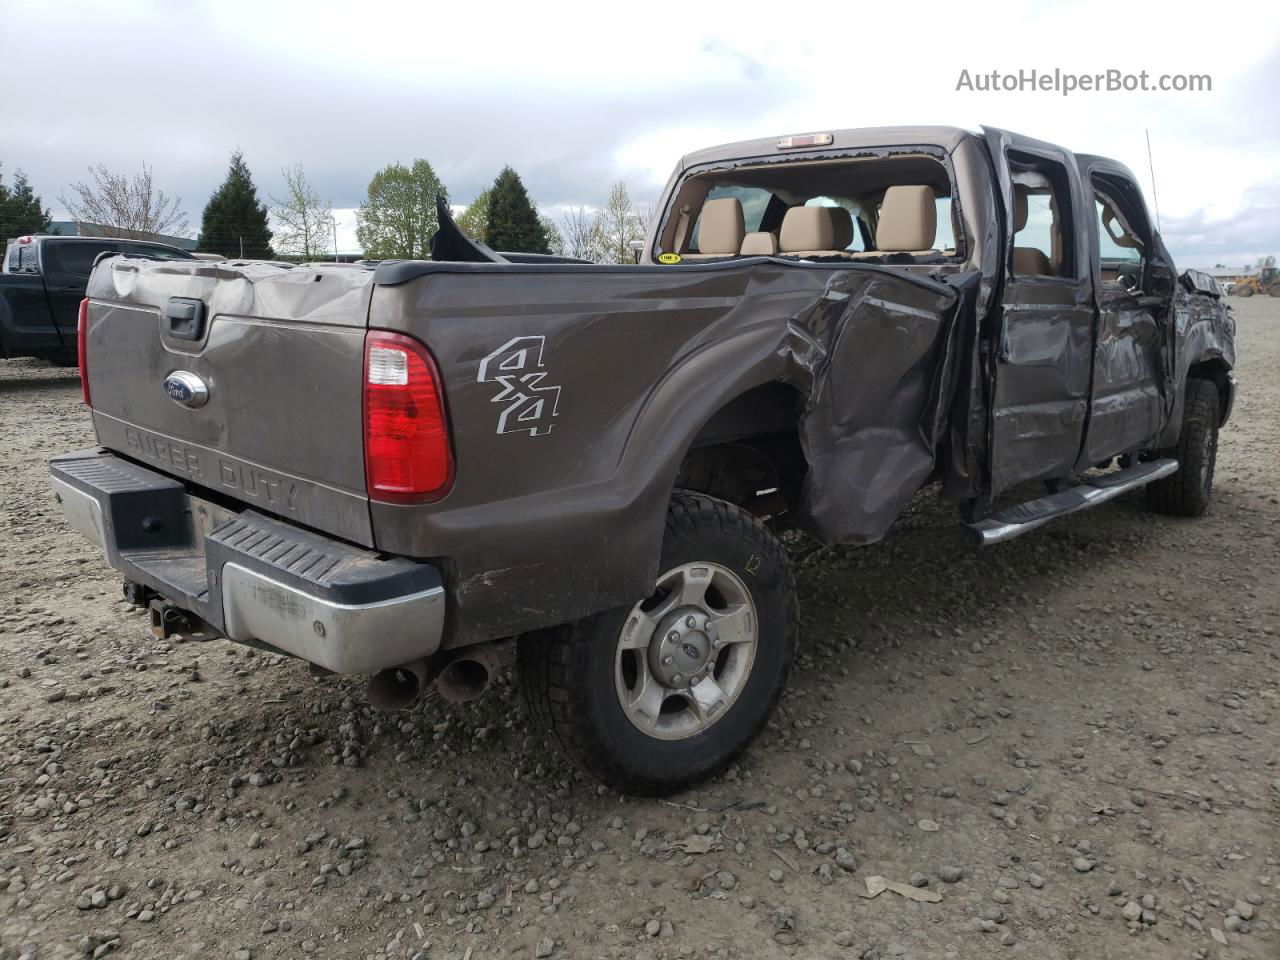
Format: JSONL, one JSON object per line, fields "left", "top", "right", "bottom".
{"left": 1147, "top": 378, "right": 1219, "bottom": 517}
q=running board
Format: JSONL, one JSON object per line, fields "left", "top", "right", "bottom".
{"left": 966, "top": 459, "right": 1179, "bottom": 546}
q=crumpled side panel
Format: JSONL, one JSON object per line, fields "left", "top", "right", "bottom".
{"left": 1156, "top": 281, "right": 1236, "bottom": 447}
{"left": 788, "top": 270, "right": 965, "bottom": 544}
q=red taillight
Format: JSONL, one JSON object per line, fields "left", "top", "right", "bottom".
{"left": 77, "top": 298, "right": 91, "bottom": 407}
{"left": 363, "top": 330, "right": 453, "bottom": 502}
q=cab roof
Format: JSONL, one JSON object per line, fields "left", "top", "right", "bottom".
{"left": 679, "top": 125, "right": 982, "bottom": 172}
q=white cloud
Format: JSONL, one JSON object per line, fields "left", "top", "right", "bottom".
{"left": 3, "top": 0, "right": 1277, "bottom": 264}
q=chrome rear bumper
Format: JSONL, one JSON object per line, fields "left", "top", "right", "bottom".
{"left": 50, "top": 449, "right": 445, "bottom": 674}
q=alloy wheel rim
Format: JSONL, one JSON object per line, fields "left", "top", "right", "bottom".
{"left": 614, "top": 561, "right": 758, "bottom": 741}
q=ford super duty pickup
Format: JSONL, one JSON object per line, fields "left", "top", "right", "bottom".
{"left": 49, "top": 126, "right": 1235, "bottom": 795}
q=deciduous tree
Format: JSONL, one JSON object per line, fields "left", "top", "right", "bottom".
{"left": 592, "top": 182, "right": 647, "bottom": 264}
{"left": 456, "top": 189, "right": 490, "bottom": 242}
{"left": 355, "top": 159, "right": 447, "bottom": 259}
{"left": 540, "top": 213, "right": 564, "bottom": 256}
{"left": 560, "top": 205, "right": 603, "bottom": 261}
{"left": 270, "top": 164, "right": 334, "bottom": 260}
{"left": 59, "top": 162, "right": 188, "bottom": 239}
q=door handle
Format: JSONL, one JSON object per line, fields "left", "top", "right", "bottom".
{"left": 164, "top": 297, "right": 207, "bottom": 341}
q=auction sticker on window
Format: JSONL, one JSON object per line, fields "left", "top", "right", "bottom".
{"left": 657, "top": 253, "right": 682, "bottom": 264}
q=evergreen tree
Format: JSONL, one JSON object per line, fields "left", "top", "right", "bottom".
{"left": 0, "top": 166, "right": 51, "bottom": 238}
{"left": 198, "top": 151, "right": 273, "bottom": 258}
{"left": 484, "top": 167, "right": 548, "bottom": 254}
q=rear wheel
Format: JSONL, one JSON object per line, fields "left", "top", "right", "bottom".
{"left": 518, "top": 492, "right": 796, "bottom": 795}
{"left": 1147, "top": 378, "right": 1219, "bottom": 517}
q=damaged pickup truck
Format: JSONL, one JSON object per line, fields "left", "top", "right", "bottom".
{"left": 50, "top": 126, "right": 1235, "bottom": 795}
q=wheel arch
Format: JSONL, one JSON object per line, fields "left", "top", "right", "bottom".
{"left": 1187, "top": 356, "right": 1233, "bottom": 425}
{"left": 674, "top": 381, "right": 808, "bottom": 521}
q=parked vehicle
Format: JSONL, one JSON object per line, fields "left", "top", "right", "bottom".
{"left": 49, "top": 126, "right": 1235, "bottom": 794}
{"left": 1, "top": 234, "right": 194, "bottom": 364}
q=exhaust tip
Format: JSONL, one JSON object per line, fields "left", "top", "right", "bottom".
{"left": 436, "top": 657, "right": 492, "bottom": 703}
{"left": 367, "top": 660, "right": 428, "bottom": 711}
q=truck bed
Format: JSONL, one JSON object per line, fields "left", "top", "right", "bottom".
{"left": 82, "top": 253, "right": 971, "bottom": 645}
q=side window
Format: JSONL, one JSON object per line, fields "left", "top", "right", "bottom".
{"left": 1090, "top": 175, "right": 1150, "bottom": 288}
{"left": 45, "top": 241, "right": 118, "bottom": 279}
{"left": 1095, "top": 193, "right": 1146, "bottom": 285}
{"left": 1008, "top": 152, "right": 1076, "bottom": 279}
{"left": 935, "top": 196, "right": 957, "bottom": 253}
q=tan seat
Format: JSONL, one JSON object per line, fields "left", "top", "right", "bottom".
{"left": 740, "top": 231, "right": 778, "bottom": 256}
{"left": 778, "top": 206, "right": 841, "bottom": 257}
{"left": 875, "top": 185, "right": 936, "bottom": 253}
{"left": 1012, "top": 184, "right": 1054, "bottom": 276}
{"left": 828, "top": 206, "right": 854, "bottom": 251}
{"left": 682, "top": 197, "right": 746, "bottom": 259}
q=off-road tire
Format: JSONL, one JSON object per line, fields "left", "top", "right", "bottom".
{"left": 517, "top": 492, "right": 796, "bottom": 796}
{"left": 1147, "top": 378, "right": 1219, "bottom": 517}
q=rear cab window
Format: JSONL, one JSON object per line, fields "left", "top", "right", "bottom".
{"left": 44, "top": 240, "right": 119, "bottom": 280}
{"left": 660, "top": 149, "right": 965, "bottom": 264}
{"left": 7, "top": 241, "right": 40, "bottom": 274}
{"left": 123, "top": 243, "right": 192, "bottom": 261}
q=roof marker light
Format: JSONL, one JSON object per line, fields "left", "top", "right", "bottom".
{"left": 777, "top": 134, "right": 834, "bottom": 149}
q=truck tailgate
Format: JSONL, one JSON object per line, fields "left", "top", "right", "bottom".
{"left": 83, "top": 258, "right": 376, "bottom": 546}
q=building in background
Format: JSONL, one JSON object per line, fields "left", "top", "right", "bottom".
{"left": 48, "top": 220, "right": 197, "bottom": 251}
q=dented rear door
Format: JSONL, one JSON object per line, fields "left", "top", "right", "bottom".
{"left": 982, "top": 127, "right": 1095, "bottom": 493}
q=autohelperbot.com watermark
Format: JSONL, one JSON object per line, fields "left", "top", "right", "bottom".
{"left": 956, "top": 68, "right": 1211, "bottom": 96}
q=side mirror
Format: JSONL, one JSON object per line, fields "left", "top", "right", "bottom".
{"left": 628, "top": 240, "right": 644, "bottom": 265}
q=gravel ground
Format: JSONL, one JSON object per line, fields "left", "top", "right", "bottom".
{"left": 1, "top": 299, "right": 1276, "bottom": 960}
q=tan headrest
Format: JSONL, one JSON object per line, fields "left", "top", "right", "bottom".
{"left": 877, "top": 185, "right": 936, "bottom": 252}
{"left": 1012, "top": 246, "right": 1052, "bottom": 276}
{"left": 828, "top": 207, "right": 854, "bottom": 250}
{"left": 780, "top": 206, "right": 835, "bottom": 253}
{"left": 697, "top": 197, "right": 745, "bottom": 255}
{"left": 740, "top": 231, "right": 778, "bottom": 256}
{"left": 1013, "top": 184, "right": 1029, "bottom": 232}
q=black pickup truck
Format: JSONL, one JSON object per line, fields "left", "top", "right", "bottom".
{"left": 1, "top": 234, "right": 193, "bottom": 364}
{"left": 49, "top": 125, "right": 1235, "bottom": 795}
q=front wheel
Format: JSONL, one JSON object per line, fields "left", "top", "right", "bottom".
{"left": 1147, "top": 378, "right": 1220, "bottom": 517}
{"left": 518, "top": 492, "right": 797, "bottom": 795}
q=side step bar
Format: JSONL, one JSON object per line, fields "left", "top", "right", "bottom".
{"left": 966, "top": 459, "right": 1179, "bottom": 545}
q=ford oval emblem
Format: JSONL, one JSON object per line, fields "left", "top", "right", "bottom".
{"left": 163, "top": 370, "right": 210, "bottom": 409}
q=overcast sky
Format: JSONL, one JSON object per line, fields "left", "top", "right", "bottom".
{"left": 2, "top": 0, "right": 1277, "bottom": 266}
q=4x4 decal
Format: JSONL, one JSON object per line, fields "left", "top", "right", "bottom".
{"left": 476, "top": 336, "right": 562, "bottom": 436}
